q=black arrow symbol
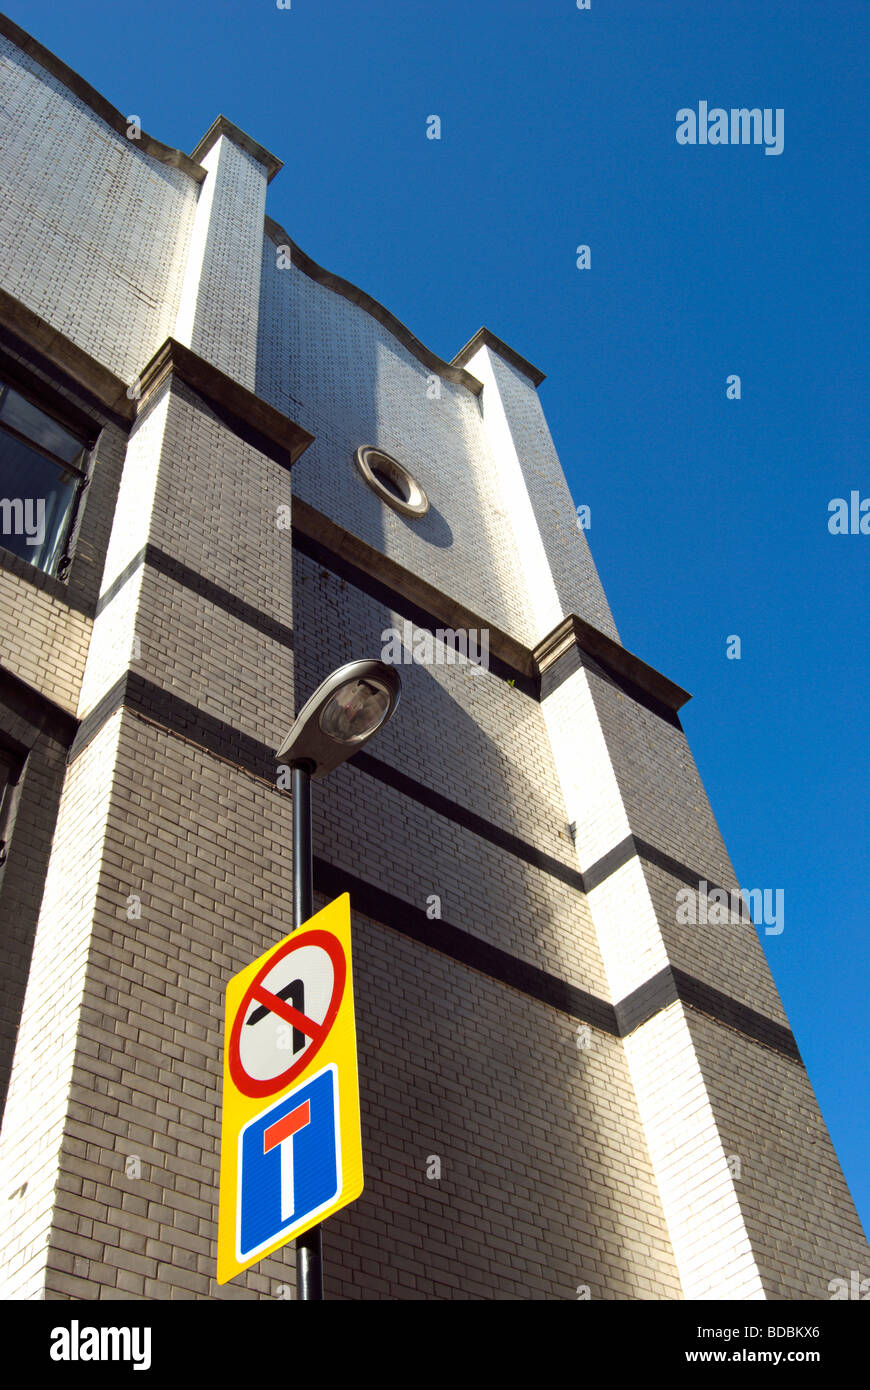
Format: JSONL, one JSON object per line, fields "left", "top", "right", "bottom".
{"left": 246, "top": 978, "right": 307, "bottom": 1055}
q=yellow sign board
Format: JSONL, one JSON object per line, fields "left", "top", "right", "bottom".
{"left": 217, "top": 894, "right": 363, "bottom": 1284}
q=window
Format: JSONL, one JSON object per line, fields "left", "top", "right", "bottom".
{"left": 0, "top": 742, "right": 24, "bottom": 868}
{"left": 0, "top": 375, "right": 91, "bottom": 577}
{"left": 354, "top": 446, "right": 429, "bottom": 518}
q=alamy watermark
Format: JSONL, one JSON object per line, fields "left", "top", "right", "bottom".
{"left": 828, "top": 1270, "right": 870, "bottom": 1300}
{"left": 676, "top": 103, "right": 784, "bottom": 156}
{"left": 676, "top": 881, "right": 784, "bottom": 936}
{"left": 50, "top": 1324, "right": 151, "bottom": 1371}
{"left": 828, "top": 491, "right": 870, "bottom": 534}
{"left": 0, "top": 498, "right": 45, "bottom": 548}
{"left": 381, "top": 619, "right": 489, "bottom": 673}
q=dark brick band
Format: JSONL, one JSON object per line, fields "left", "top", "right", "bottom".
{"left": 314, "top": 856, "right": 617, "bottom": 1033}
{"left": 292, "top": 530, "right": 537, "bottom": 695}
{"left": 320, "top": 861, "right": 800, "bottom": 1060}
{"left": 96, "top": 544, "right": 295, "bottom": 651}
{"left": 353, "top": 749, "right": 584, "bottom": 891}
{"left": 70, "top": 672, "right": 580, "bottom": 889}
{"left": 67, "top": 673, "right": 800, "bottom": 1062}
{"left": 584, "top": 832, "right": 754, "bottom": 925}
{"left": 616, "top": 966, "right": 801, "bottom": 1062}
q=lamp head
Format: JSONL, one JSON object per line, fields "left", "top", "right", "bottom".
{"left": 275, "top": 659, "right": 401, "bottom": 778}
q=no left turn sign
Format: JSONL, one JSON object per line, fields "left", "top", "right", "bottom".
{"left": 228, "top": 929, "right": 346, "bottom": 1098}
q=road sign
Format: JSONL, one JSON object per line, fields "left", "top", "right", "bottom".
{"left": 217, "top": 894, "right": 363, "bottom": 1284}
{"left": 227, "top": 928, "right": 346, "bottom": 1098}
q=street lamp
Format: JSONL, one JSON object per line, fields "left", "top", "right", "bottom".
{"left": 274, "top": 659, "right": 401, "bottom": 1300}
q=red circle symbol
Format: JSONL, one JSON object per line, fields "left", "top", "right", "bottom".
{"left": 228, "top": 930, "right": 346, "bottom": 1098}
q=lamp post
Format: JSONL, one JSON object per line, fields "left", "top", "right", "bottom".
{"left": 274, "top": 659, "right": 401, "bottom": 1300}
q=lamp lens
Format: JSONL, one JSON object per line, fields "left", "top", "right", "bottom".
{"left": 318, "top": 678, "right": 391, "bottom": 744}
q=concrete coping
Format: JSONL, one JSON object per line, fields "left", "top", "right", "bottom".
{"left": 135, "top": 338, "right": 313, "bottom": 467}
{"left": 534, "top": 614, "right": 692, "bottom": 712}
{"left": 190, "top": 116, "right": 283, "bottom": 183}
{"left": 0, "top": 296, "right": 317, "bottom": 475}
{"left": 0, "top": 287, "right": 132, "bottom": 422}
{"left": 291, "top": 497, "right": 536, "bottom": 677}
{"left": 291, "top": 500, "right": 689, "bottom": 716}
{"left": 263, "top": 220, "right": 485, "bottom": 397}
{"left": 0, "top": 14, "right": 207, "bottom": 184}
{"left": 452, "top": 328, "right": 546, "bottom": 388}
{"left": 263, "top": 223, "right": 547, "bottom": 399}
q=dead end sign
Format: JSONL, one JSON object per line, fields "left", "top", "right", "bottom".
{"left": 217, "top": 894, "right": 363, "bottom": 1285}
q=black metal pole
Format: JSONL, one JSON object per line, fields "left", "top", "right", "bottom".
{"left": 291, "top": 762, "right": 314, "bottom": 930}
{"left": 290, "top": 760, "right": 323, "bottom": 1301}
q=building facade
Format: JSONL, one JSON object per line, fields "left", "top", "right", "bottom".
{"left": 0, "top": 14, "right": 866, "bottom": 1300}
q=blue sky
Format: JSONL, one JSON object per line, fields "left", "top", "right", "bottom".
{"left": 10, "top": 0, "right": 868, "bottom": 1240}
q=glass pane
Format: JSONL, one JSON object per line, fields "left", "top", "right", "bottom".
{"left": 0, "top": 429, "right": 78, "bottom": 574}
{"left": 318, "top": 679, "right": 391, "bottom": 743}
{"left": 0, "top": 385, "right": 85, "bottom": 465}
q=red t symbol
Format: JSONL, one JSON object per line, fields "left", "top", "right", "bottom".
{"left": 264, "top": 1101, "right": 311, "bottom": 1220}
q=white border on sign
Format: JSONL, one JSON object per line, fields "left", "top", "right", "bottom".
{"left": 235, "top": 1063, "right": 343, "bottom": 1265}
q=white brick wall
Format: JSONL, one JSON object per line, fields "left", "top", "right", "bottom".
{"left": 175, "top": 137, "right": 268, "bottom": 390}
{"left": 468, "top": 343, "right": 620, "bottom": 644}
{"left": 0, "top": 713, "right": 124, "bottom": 1299}
{"left": 0, "top": 37, "right": 196, "bottom": 384}
{"left": 624, "top": 1003, "right": 765, "bottom": 1300}
{"left": 257, "top": 239, "right": 541, "bottom": 645}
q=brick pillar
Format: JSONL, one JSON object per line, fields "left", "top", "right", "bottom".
{"left": 0, "top": 356, "right": 307, "bottom": 1296}
{"left": 536, "top": 626, "right": 870, "bottom": 1297}
{"left": 0, "top": 116, "right": 311, "bottom": 1288}
{"left": 465, "top": 332, "right": 870, "bottom": 1297}
{"left": 457, "top": 331, "right": 619, "bottom": 643}
{"left": 174, "top": 119, "right": 281, "bottom": 390}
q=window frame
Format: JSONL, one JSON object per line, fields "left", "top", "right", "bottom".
{"left": 0, "top": 735, "right": 26, "bottom": 870}
{"left": 0, "top": 351, "right": 99, "bottom": 581}
{"left": 354, "top": 445, "right": 430, "bottom": 519}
